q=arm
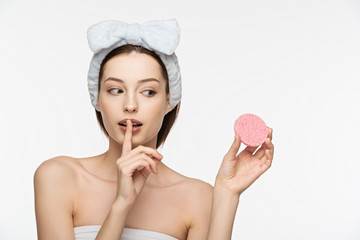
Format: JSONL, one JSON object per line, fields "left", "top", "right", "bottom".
{"left": 185, "top": 181, "right": 213, "bottom": 240}
{"left": 34, "top": 157, "right": 76, "bottom": 240}
{"left": 95, "top": 120, "right": 163, "bottom": 239}
{"left": 206, "top": 185, "right": 239, "bottom": 240}
{"left": 207, "top": 127, "right": 274, "bottom": 240}
{"left": 94, "top": 201, "right": 131, "bottom": 239}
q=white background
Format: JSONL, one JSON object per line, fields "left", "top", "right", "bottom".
{"left": 1, "top": 0, "right": 360, "bottom": 239}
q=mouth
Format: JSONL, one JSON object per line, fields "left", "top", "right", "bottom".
{"left": 118, "top": 122, "right": 143, "bottom": 127}
{"left": 118, "top": 118, "right": 143, "bottom": 133}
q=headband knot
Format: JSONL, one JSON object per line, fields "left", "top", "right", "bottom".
{"left": 125, "top": 23, "right": 141, "bottom": 45}
{"left": 87, "top": 19, "right": 180, "bottom": 55}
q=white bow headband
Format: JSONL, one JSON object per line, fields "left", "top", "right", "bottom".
{"left": 87, "top": 19, "right": 182, "bottom": 112}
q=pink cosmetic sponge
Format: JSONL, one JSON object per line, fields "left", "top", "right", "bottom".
{"left": 234, "top": 113, "right": 268, "bottom": 147}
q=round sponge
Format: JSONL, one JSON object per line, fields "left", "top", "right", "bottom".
{"left": 234, "top": 113, "right": 268, "bottom": 147}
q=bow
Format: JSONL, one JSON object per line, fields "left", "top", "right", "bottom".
{"left": 87, "top": 18, "right": 180, "bottom": 55}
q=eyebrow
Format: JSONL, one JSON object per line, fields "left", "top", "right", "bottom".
{"left": 104, "top": 77, "right": 160, "bottom": 84}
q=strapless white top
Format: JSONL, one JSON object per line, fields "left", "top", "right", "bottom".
{"left": 74, "top": 225, "right": 179, "bottom": 240}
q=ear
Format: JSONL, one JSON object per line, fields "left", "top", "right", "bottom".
{"left": 96, "top": 100, "right": 101, "bottom": 112}
{"left": 165, "top": 93, "right": 171, "bottom": 115}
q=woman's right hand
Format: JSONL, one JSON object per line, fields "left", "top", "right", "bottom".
{"left": 114, "top": 119, "right": 163, "bottom": 207}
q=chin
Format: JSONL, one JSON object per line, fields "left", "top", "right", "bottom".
{"left": 138, "top": 135, "right": 157, "bottom": 148}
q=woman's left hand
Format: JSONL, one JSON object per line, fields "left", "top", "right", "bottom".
{"left": 215, "top": 127, "right": 274, "bottom": 196}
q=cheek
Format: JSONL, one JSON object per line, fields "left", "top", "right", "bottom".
{"left": 98, "top": 95, "right": 119, "bottom": 128}
{"left": 144, "top": 99, "right": 168, "bottom": 127}
{"left": 149, "top": 96, "right": 168, "bottom": 115}
{"left": 145, "top": 103, "right": 166, "bottom": 122}
{"left": 98, "top": 91, "right": 123, "bottom": 113}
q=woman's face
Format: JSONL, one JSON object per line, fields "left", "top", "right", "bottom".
{"left": 97, "top": 52, "right": 171, "bottom": 148}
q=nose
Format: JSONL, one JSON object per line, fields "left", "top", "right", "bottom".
{"left": 123, "top": 94, "right": 138, "bottom": 113}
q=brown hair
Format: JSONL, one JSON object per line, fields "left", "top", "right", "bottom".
{"left": 95, "top": 44, "right": 180, "bottom": 149}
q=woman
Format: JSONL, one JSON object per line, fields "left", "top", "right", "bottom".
{"left": 34, "top": 19, "right": 274, "bottom": 240}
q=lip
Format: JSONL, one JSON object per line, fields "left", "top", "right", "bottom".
{"left": 119, "top": 118, "right": 143, "bottom": 125}
{"left": 118, "top": 118, "right": 143, "bottom": 133}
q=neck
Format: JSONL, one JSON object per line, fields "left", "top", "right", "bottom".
{"left": 104, "top": 132, "right": 158, "bottom": 161}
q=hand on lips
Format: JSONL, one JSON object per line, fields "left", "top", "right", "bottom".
{"left": 122, "top": 119, "right": 158, "bottom": 169}
{"left": 119, "top": 118, "right": 143, "bottom": 133}
{"left": 113, "top": 119, "right": 163, "bottom": 205}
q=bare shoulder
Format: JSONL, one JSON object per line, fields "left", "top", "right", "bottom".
{"left": 33, "top": 155, "right": 80, "bottom": 205}
{"left": 165, "top": 168, "right": 213, "bottom": 201}
{"left": 34, "top": 155, "right": 78, "bottom": 184}
{"left": 169, "top": 172, "right": 213, "bottom": 210}
{"left": 183, "top": 177, "right": 213, "bottom": 197}
{"left": 182, "top": 177, "right": 213, "bottom": 218}
{"left": 34, "top": 156, "right": 81, "bottom": 238}
{"left": 174, "top": 175, "right": 213, "bottom": 237}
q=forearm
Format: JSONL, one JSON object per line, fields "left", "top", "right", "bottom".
{"left": 95, "top": 201, "right": 132, "bottom": 240}
{"left": 207, "top": 185, "right": 240, "bottom": 240}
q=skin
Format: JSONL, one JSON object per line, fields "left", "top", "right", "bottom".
{"left": 34, "top": 51, "right": 275, "bottom": 240}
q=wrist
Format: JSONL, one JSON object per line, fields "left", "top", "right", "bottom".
{"left": 214, "top": 181, "right": 242, "bottom": 199}
{"left": 213, "top": 186, "right": 240, "bottom": 212}
{"left": 112, "top": 199, "right": 133, "bottom": 214}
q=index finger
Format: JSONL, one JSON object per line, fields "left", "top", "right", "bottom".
{"left": 122, "top": 119, "right": 133, "bottom": 155}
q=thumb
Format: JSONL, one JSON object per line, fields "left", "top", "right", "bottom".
{"left": 224, "top": 134, "right": 241, "bottom": 160}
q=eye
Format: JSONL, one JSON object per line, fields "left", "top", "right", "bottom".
{"left": 143, "top": 90, "right": 156, "bottom": 96}
{"left": 108, "top": 88, "right": 123, "bottom": 94}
